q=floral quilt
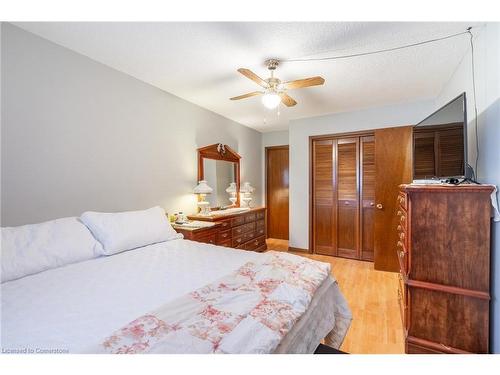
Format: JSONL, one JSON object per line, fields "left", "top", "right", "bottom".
{"left": 96, "top": 251, "right": 331, "bottom": 354}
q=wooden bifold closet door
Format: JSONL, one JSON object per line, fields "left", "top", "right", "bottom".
{"left": 312, "top": 139, "right": 335, "bottom": 255}
{"left": 360, "top": 136, "right": 375, "bottom": 261}
{"left": 336, "top": 138, "right": 359, "bottom": 259}
{"left": 311, "top": 127, "right": 412, "bottom": 268}
{"left": 312, "top": 135, "right": 374, "bottom": 260}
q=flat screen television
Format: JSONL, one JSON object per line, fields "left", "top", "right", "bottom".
{"left": 413, "top": 93, "right": 467, "bottom": 180}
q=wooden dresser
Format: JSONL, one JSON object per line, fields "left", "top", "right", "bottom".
{"left": 397, "top": 184, "right": 493, "bottom": 354}
{"left": 186, "top": 207, "right": 267, "bottom": 252}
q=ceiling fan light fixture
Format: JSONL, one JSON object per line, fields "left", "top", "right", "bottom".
{"left": 261, "top": 91, "right": 281, "bottom": 109}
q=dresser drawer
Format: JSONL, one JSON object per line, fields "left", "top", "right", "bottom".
{"left": 398, "top": 192, "right": 408, "bottom": 211}
{"left": 244, "top": 235, "right": 266, "bottom": 250}
{"left": 231, "top": 215, "right": 245, "bottom": 227}
{"left": 178, "top": 225, "right": 218, "bottom": 242}
{"left": 197, "top": 233, "right": 216, "bottom": 245}
{"left": 397, "top": 273, "right": 407, "bottom": 330}
{"left": 219, "top": 219, "right": 232, "bottom": 230}
{"left": 256, "top": 226, "right": 265, "bottom": 237}
{"left": 216, "top": 228, "right": 232, "bottom": 243}
{"left": 256, "top": 219, "right": 265, "bottom": 229}
{"left": 232, "top": 225, "right": 245, "bottom": 237}
{"left": 406, "top": 342, "right": 444, "bottom": 354}
{"left": 217, "top": 239, "right": 232, "bottom": 248}
{"left": 243, "top": 230, "right": 255, "bottom": 242}
{"left": 256, "top": 210, "right": 265, "bottom": 220}
{"left": 399, "top": 211, "right": 407, "bottom": 229}
{"left": 243, "top": 222, "right": 255, "bottom": 233}
{"left": 244, "top": 212, "right": 256, "bottom": 223}
{"left": 232, "top": 234, "right": 245, "bottom": 247}
{"left": 397, "top": 246, "right": 407, "bottom": 275}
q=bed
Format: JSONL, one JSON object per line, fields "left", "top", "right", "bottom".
{"left": 1, "top": 209, "right": 351, "bottom": 354}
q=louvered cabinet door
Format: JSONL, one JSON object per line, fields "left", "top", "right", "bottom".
{"left": 312, "top": 139, "right": 336, "bottom": 255}
{"left": 360, "top": 136, "right": 375, "bottom": 261}
{"left": 437, "top": 127, "right": 465, "bottom": 177}
{"left": 336, "top": 137, "right": 359, "bottom": 259}
{"left": 413, "top": 131, "right": 436, "bottom": 179}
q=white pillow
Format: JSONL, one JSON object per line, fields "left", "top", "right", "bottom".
{"left": 80, "top": 206, "right": 179, "bottom": 255}
{"left": 1, "top": 217, "right": 103, "bottom": 283}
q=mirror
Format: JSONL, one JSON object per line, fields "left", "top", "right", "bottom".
{"left": 198, "top": 144, "right": 241, "bottom": 209}
{"left": 413, "top": 93, "right": 467, "bottom": 179}
{"left": 203, "top": 159, "right": 236, "bottom": 207}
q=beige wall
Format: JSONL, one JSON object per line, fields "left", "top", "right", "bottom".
{"left": 1, "top": 23, "right": 263, "bottom": 226}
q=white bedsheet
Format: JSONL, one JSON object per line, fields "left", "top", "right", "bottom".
{"left": 1, "top": 239, "right": 349, "bottom": 354}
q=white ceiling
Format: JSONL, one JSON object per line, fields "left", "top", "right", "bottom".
{"left": 14, "top": 22, "right": 477, "bottom": 132}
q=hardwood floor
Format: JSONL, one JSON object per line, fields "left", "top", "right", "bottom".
{"left": 266, "top": 238, "right": 404, "bottom": 354}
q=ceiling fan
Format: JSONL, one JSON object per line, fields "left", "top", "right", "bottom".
{"left": 230, "top": 59, "right": 325, "bottom": 109}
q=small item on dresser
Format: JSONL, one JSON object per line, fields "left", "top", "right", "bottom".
{"left": 175, "top": 212, "right": 188, "bottom": 224}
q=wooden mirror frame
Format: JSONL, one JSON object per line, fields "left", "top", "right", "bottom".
{"left": 198, "top": 143, "right": 241, "bottom": 208}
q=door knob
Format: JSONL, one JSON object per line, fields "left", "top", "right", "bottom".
{"left": 376, "top": 203, "right": 383, "bottom": 209}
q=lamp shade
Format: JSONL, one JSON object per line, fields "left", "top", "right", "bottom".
{"left": 193, "top": 180, "right": 213, "bottom": 194}
{"left": 225, "top": 182, "right": 237, "bottom": 193}
{"left": 240, "top": 182, "right": 254, "bottom": 193}
{"left": 261, "top": 92, "right": 281, "bottom": 109}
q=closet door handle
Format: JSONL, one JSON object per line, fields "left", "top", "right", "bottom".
{"left": 376, "top": 203, "right": 383, "bottom": 210}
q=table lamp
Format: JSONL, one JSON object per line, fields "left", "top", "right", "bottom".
{"left": 240, "top": 182, "right": 254, "bottom": 208}
{"left": 226, "top": 182, "right": 238, "bottom": 206}
{"left": 193, "top": 180, "right": 213, "bottom": 216}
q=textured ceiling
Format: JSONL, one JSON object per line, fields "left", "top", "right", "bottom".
{"left": 14, "top": 22, "right": 478, "bottom": 132}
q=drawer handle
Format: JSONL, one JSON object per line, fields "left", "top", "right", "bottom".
{"left": 397, "top": 241, "right": 404, "bottom": 248}
{"left": 397, "top": 225, "right": 402, "bottom": 231}
{"left": 236, "top": 238, "right": 241, "bottom": 243}
{"left": 254, "top": 240, "right": 259, "bottom": 245}
{"left": 400, "top": 215, "right": 406, "bottom": 223}
{"left": 376, "top": 203, "right": 383, "bottom": 210}
{"left": 399, "top": 232, "right": 405, "bottom": 240}
{"left": 398, "top": 250, "right": 405, "bottom": 259}
{"left": 397, "top": 210, "right": 402, "bottom": 216}
{"left": 222, "top": 233, "right": 228, "bottom": 238}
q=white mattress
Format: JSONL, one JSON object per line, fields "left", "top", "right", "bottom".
{"left": 1, "top": 239, "right": 349, "bottom": 353}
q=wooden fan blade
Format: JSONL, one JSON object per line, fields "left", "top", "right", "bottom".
{"left": 237, "top": 68, "right": 268, "bottom": 88}
{"left": 230, "top": 91, "right": 263, "bottom": 100}
{"left": 283, "top": 76, "right": 325, "bottom": 90}
{"left": 279, "top": 93, "right": 297, "bottom": 107}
